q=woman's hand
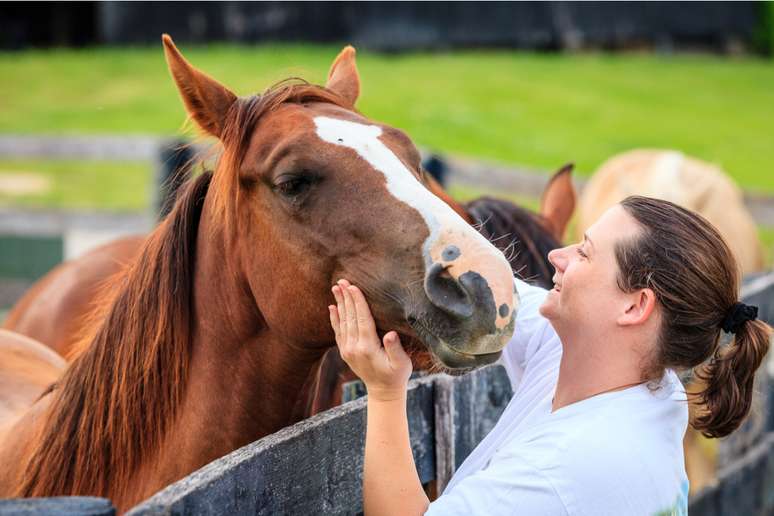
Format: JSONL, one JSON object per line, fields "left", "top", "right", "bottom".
{"left": 329, "top": 279, "right": 413, "bottom": 401}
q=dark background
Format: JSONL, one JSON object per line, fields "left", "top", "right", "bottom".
{"left": 0, "top": 1, "right": 767, "bottom": 53}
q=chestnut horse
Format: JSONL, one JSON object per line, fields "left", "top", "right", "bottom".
{"left": 0, "top": 37, "right": 518, "bottom": 511}
{"left": 2, "top": 167, "right": 575, "bottom": 420}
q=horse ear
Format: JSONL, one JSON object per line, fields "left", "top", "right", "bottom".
{"left": 326, "top": 46, "right": 360, "bottom": 106}
{"left": 162, "top": 34, "right": 237, "bottom": 139}
{"left": 540, "top": 163, "right": 576, "bottom": 242}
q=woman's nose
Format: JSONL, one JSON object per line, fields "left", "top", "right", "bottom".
{"left": 547, "top": 247, "right": 567, "bottom": 272}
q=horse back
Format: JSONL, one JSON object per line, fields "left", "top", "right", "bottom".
{"left": 2, "top": 235, "right": 146, "bottom": 359}
{"left": 0, "top": 330, "right": 63, "bottom": 442}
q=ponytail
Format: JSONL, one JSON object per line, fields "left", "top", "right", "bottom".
{"left": 692, "top": 318, "right": 771, "bottom": 438}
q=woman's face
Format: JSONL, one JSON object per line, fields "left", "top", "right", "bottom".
{"left": 539, "top": 205, "right": 642, "bottom": 333}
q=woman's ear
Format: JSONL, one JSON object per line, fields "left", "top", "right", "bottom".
{"left": 618, "top": 288, "right": 657, "bottom": 327}
{"left": 162, "top": 34, "right": 238, "bottom": 139}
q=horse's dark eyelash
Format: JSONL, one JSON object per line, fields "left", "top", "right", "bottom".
{"left": 274, "top": 174, "right": 319, "bottom": 199}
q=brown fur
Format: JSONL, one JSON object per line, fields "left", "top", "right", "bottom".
{"left": 0, "top": 330, "right": 65, "bottom": 438}
{"left": 0, "top": 66, "right": 370, "bottom": 511}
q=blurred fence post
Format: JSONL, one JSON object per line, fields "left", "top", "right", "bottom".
{"left": 154, "top": 139, "right": 194, "bottom": 219}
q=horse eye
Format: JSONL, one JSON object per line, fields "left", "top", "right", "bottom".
{"left": 275, "top": 176, "right": 313, "bottom": 199}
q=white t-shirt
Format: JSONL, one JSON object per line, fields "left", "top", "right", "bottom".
{"left": 426, "top": 279, "right": 690, "bottom": 516}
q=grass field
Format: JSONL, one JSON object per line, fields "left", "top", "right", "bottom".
{"left": 0, "top": 159, "right": 149, "bottom": 211}
{"left": 1, "top": 44, "right": 774, "bottom": 260}
{"left": 1, "top": 44, "right": 773, "bottom": 191}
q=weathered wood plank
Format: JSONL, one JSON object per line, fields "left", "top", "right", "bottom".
{"left": 0, "top": 135, "right": 161, "bottom": 161}
{"left": 450, "top": 365, "right": 512, "bottom": 471}
{"left": 433, "top": 374, "right": 456, "bottom": 493}
{"left": 434, "top": 365, "right": 513, "bottom": 493}
{"left": 690, "top": 432, "right": 774, "bottom": 516}
{"left": 0, "top": 497, "right": 114, "bottom": 516}
{"left": 127, "top": 375, "right": 436, "bottom": 515}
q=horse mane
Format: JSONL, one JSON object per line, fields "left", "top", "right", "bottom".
{"left": 16, "top": 170, "right": 211, "bottom": 498}
{"left": 464, "top": 196, "right": 560, "bottom": 289}
{"left": 16, "top": 80, "right": 349, "bottom": 500}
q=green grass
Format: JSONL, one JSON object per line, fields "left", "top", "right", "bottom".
{"left": 0, "top": 159, "right": 150, "bottom": 211}
{"left": 1, "top": 45, "right": 774, "bottom": 192}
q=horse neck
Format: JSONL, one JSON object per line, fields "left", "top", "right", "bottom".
{"left": 135, "top": 203, "right": 327, "bottom": 505}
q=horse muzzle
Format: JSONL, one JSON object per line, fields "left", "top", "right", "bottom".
{"left": 408, "top": 256, "right": 519, "bottom": 370}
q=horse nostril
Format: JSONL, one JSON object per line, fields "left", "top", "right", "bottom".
{"left": 424, "top": 262, "right": 474, "bottom": 319}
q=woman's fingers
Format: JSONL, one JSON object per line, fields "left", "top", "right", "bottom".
{"left": 350, "top": 285, "right": 377, "bottom": 341}
{"left": 340, "top": 281, "right": 359, "bottom": 343}
{"left": 382, "top": 331, "right": 410, "bottom": 367}
{"left": 329, "top": 305, "right": 341, "bottom": 341}
{"left": 332, "top": 285, "right": 347, "bottom": 344}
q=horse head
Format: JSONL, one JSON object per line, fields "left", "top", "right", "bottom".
{"left": 163, "top": 36, "right": 518, "bottom": 370}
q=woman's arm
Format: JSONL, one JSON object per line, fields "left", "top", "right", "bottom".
{"left": 365, "top": 395, "right": 428, "bottom": 515}
{"left": 330, "top": 280, "right": 429, "bottom": 516}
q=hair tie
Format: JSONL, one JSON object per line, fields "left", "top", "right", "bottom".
{"left": 721, "top": 302, "right": 758, "bottom": 334}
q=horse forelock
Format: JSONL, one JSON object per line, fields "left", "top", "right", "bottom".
{"left": 17, "top": 171, "right": 213, "bottom": 501}
{"left": 210, "top": 80, "right": 352, "bottom": 237}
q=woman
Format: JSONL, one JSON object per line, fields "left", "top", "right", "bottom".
{"left": 329, "top": 196, "right": 770, "bottom": 516}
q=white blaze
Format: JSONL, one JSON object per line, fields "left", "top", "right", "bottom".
{"left": 314, "top": 115, "right": 517, "bottom": 330}
{"left": 313, "top": 116, "right": 495, "bottom": 262}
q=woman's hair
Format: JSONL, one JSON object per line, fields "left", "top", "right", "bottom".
{"left": 616, "top": 195, "right": 771, "bottom": 438}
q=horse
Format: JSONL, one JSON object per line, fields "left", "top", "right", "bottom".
{"left": 2, "top": 235, "right": 145, "bottom": 359}
{"left": 576, "top": 149, "right": 764, "bottom": 275}
{"left": 0, "top": 36, "right": 519, "bottom": 511}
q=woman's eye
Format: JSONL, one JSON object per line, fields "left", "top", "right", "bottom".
{"left": 275, "top": 177, "right": 312, "bottom": 198}
{"left": 576, "top": 247, "right": 588, "bottom": 258}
